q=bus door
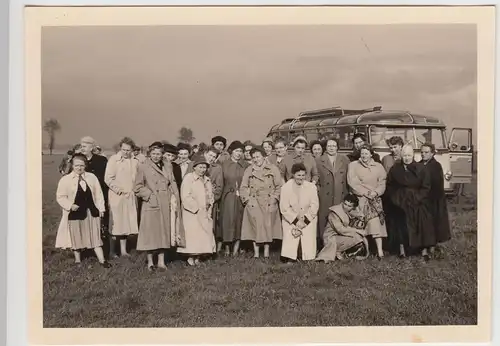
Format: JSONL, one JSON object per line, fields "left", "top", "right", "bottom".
{"left": 448, "top": 127, "right": 473, "bottom": 184}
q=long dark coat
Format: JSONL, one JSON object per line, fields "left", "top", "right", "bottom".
{"left": 216, "top": 159, "right": 250, "bottom": 242}
{"left": 315, "top": 153, "right": 350, "bottom": 239}
{"left": 386, "top": 161, "right": 436, "bottom": 249}
{"left": 86, "top": 154, "right": 109, "bottom": 228}
{"left": 422, "top": 157, "right": 452, "bottom": 243}
{"left": 171, "top": 161, "right": 183, "bottom": 192}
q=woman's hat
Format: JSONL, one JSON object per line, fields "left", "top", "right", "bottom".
{"left": 193, "top": 157, "right": 209, "bottom": 168}
{"left": 228, "top": 140, "right": 245, "bottom": 153}
{"left": 149, "top": 141, "right": 164, "bottom": 150}
{"left": 211, "top": 136, "right": 227, "bottom": 147}
{"left": 292, "top": 135, "right": 308, "bottom": 146}
{"left": 163, "top": 143, "right": 179, "bottom": 154}
{"left": 177, "top": 142, "right": 192, "bottom": 152}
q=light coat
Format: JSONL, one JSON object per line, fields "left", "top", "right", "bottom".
{"left": 240, "top": 163, "right": 283, "bottom": 243}
{"left": 280, "top": 179, "right": 319, "bottom": 260}
{"left": 316, "top": 153, "right": 350, "bottom": 238}
{"left": 177, "top": 172, "right": 216, "bottom": 254}
{"left": 316, "top": 204, "right": 365, "bottom": 262}
{"left": 134, "top": 159, "right": 184, "bottom": 250}
{"left": 55, "top": 172, "right": 105, "bottom": 249}
{"left": 347, "top": 159, "right": 388, "bottom": 238}
{"left": 105, "top": 152, "right": 139, "bottom": 236}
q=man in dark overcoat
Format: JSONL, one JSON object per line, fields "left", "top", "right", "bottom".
{"left": 420, "top": 143, "right": 452, "bottom": 251}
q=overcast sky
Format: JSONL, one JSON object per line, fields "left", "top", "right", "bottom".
{"left": 41, "top": 24, "right": 477, "bottom": 148}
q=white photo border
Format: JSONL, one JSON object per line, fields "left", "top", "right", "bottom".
{"left": 8, "top": 2, "right": 497, "bottom": 346}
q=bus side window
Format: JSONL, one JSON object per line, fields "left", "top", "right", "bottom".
{"left": 304, "top": 130, "right": 319, "bottom": 143}
{"left": 338, "top": 127, "right": 355, "bottom": 149}
{"left": 288, "top": 131, "right": 299, "bottom": 144}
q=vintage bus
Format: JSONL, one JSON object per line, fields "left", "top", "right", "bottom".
{"left": 265, "top": 106, "right": 473, "bottom": 196}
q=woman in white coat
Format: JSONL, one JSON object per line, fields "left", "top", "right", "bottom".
{"left": 280, "top": 163, "right": 320, "bottom": 263}
{"left": 177, "top": 158, "right": 216, "bottom": 266}
{"left": 105, "top": 137, "right": 140, "bottom": 258}
{"left": 55, "top": 153, "right": 111, "bottom": 268}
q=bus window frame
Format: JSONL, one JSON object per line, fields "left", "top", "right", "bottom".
{"left": 414, "top": 127, "right": 448, "bottom": 150}
{"left": 302, "top": 128, "right": 321, "bottom": 143}
{"left": 367, "top": 125, "right": 448, "bottom": 151}
{"left": 329, "top": 125, "right": 363, "bottom": 150}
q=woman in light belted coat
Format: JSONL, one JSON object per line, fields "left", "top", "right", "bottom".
{"left": 104, "top": 137, "right": 139, "bottom": 258}
{"left": 240, "top": 147, "right": 283, "bottom": 258}
{"left": 347, "top": 144, "right": 387, "bottom": 259}
{"left": 134, "top": 142, "right": 183, "bottom": 271}
{"left": 178, "top": 158, "right": 216, "bottom": 266}
{"left": 280, "top": 162, "right": 320, "bottom": 262}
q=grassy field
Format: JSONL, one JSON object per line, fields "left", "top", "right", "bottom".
{"left": 42, "top": 154, "right": 477, "bottom": 327}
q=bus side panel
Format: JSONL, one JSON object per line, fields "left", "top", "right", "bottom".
{"left": 431, "top": 153, "right": 453, "bottom": 191}
{"left": 449, "top": 152, "right": 473, "bottom": 184}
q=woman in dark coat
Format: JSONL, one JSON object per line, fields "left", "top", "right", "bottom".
{"left": 316, "top": 138, "right": 350, "bottom": 244}
{"left": 386, "top": 144, "right": 435, "bottom": 260}
{"left": 215, "top": 141, "right": 250, "bottom": 256}
{"left": 420, "top": 143, "right": 452, "bottom": 249}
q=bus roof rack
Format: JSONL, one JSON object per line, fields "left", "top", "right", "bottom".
{"left": 286, "top": 106, "right": 382, "bottom": 127}
{"left": 298, "top": 106, "right": 381, "bottom": 119}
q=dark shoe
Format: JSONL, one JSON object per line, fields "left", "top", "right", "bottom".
{"left": 100, "top": 261, "right": 112, "bottom": 268}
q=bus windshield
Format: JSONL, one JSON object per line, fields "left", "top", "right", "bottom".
{"left": 369, "top": 126, "right": 447, "bottom": 149}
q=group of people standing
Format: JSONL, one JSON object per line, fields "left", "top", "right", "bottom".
{"left": 53, "top": 132, "right": 451, "bottom": 270}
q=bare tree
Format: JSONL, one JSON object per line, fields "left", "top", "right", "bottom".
{"left": 43, "top": 118, "right": 61, "bottom": 155}
{"left": 178, "top": 127, "right": 195, "bottom": 144}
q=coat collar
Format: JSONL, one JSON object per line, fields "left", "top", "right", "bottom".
{"left": 250, "top": 163, "right": 274, "bottom": 179}
{"left": 176, "top": 159, "right": 192, "bottom": 165}
{"left": 329, "top": 204, "right": 349, "bottom": 224}
{"left": 357, "top": 158, "right": 378, "bottom": 168}
{"left": 192, "top": 172, "right": 210, "bottom": 183}
{"left": 422, "top": 156, "right": 436, "bottom": 166}
{"left": 69, "top": 171, "right": 88, "bottom": 180}
{"left": 147, "top": 158, "right": 170, "bottom": 178}
{"left": 226, "top": 157, "right": 246, "bottom": 167}
{"left": 115, "top": 151, "right": 138, "bottom": 162}
{"left": 320, "top": 153, "right": 339, "bottom": 174}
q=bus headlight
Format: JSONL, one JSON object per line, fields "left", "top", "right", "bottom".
{"left": 444, "top": 171, "right": 453, "bottom": 181}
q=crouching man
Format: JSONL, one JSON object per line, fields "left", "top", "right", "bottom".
{"left": 316, "top": 193, "right": 369, "bottom": 262}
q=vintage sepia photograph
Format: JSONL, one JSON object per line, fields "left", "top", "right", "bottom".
{"left": 25, "top": 5, "right": 494, "bottom": 345}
